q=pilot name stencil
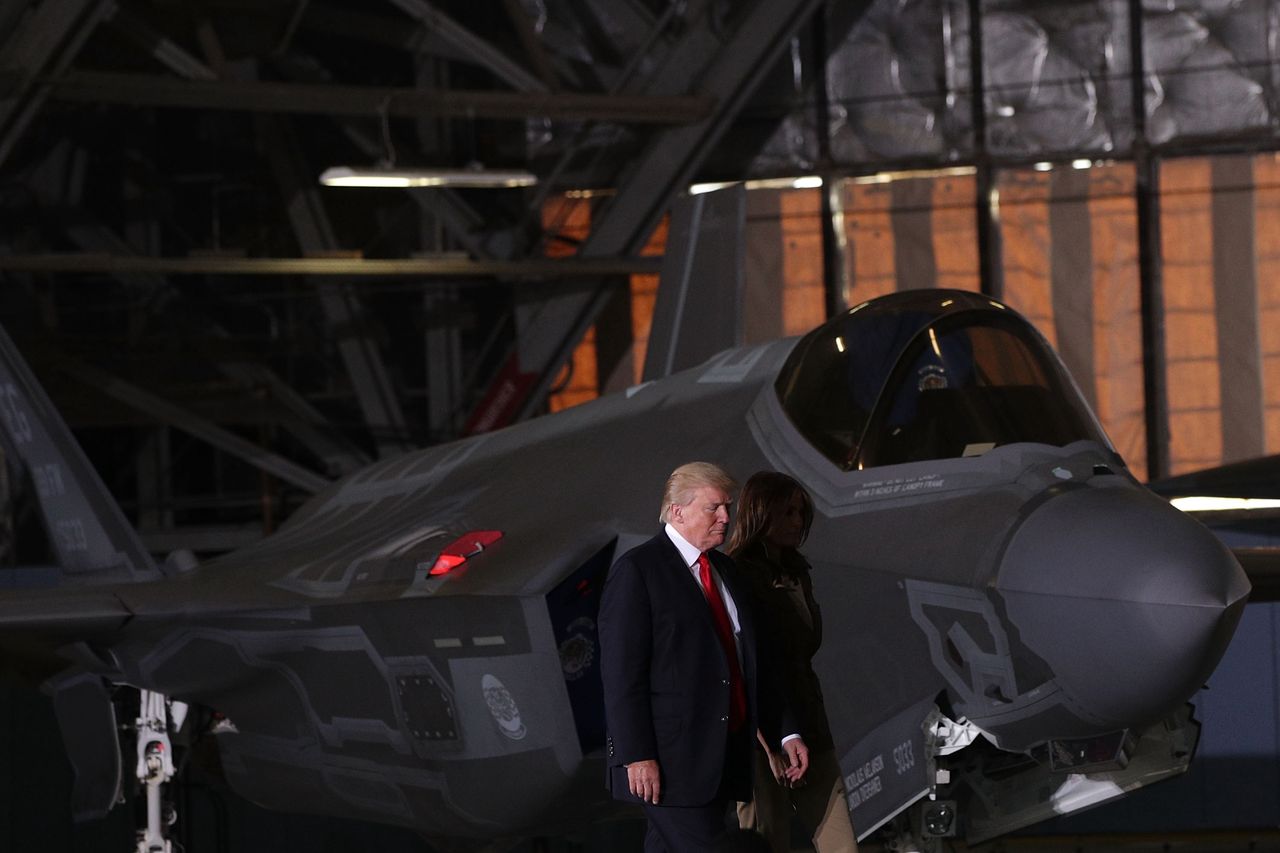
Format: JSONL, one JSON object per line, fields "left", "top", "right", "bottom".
{"left": 853, "top": 474, "right": 944, "bottom": 500}
{"left": 845, "top": 753, "right": 885, "bottom": 809}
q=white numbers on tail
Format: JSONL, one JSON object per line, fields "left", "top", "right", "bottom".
{"left": 32, "top": 463, "right": 65, "bottom": 498}
{"left": 0, "top": 383, "right": 32, "bottom": 443}
{"left": 893, "top": 739, "right": 915, "bottom": 775}
{"left": 55, "top": 518, "right": 88, "bottom": 552}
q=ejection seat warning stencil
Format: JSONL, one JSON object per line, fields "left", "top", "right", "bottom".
{"left": 842, "top": 697, "right": 934, "bottom": 840}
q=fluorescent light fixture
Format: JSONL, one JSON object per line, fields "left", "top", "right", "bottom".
{"left": 689, "top": 180, "right": 738, "bottom": 195}
{"left": 689, "top": 175, "right": 824, "bottom": 194}
{"left": 1072, "top": 159, "right": 1093, "bottom": 170}
{"left": 320, "top": 166, "right": 537, "bottom": 188}
{"left": 860, "top": 166, "right": 977, "bottom": 185}
{"left": 1033, "top": 161, "right": 1053, "bottom": 172}
{"left": 1170, "top": 496, "right": 1280, "bottom": 513}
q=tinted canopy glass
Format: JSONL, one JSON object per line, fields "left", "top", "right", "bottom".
{"left": 774, "top": 292, "right": 1110, "bottom": 470}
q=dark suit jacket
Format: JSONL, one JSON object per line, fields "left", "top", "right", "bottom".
{"left": 598, "top": 530, "right": 794, "bottom": 807}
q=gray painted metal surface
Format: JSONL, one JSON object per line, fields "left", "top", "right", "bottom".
{"left": 0, "top": 290, "right": 1250, "bottom": 846}
{"left": 642, "top": 188, "right": 746, "bottom": 382}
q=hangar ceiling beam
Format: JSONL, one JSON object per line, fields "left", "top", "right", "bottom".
{"left": 106, "top": 6, "right": 218, "bottom": 81}
{"left": 60, "top": 360, "right": 332, "bottom": 494}
{"left": 24, "top": 14, "right": 375, "bottom": 473}
{"left": 49, "top": 219, "right": 373, "bottom": 477}
{"left": 47, "top": 71, "right": 713, "bottom": 123}
{"left": 0, "top": 0, "right": 112, "bottom": 168}
{"left": 501, "top": 0, "right": 559, "bottom": 93}
{"left": 259, "top": 115, "right": 414, "bottom": 458}
{"left": 265, "top": 57, "right": 502, "bottom": 263}
{"left": 506, "top": 0, "right": 826, "bottom": 424}
{"left": 386, "top": 0, "right": 547, "bottom": 93}
{"left": 215, "top": 362, "right": 371, "bottom": 478}
{"left": 0, "top": 253, "right": 658, "bottom": 277}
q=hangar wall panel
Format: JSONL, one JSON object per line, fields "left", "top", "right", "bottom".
{"left": 994, "top": 164, "right": 1147, "bottom": 480}
{"left": 932, "top": 175, "right": 981, "bottom": 293}
{"left": 836, "top": 174, "right": 981, "bottom": 304}
{"left": 1158, "top": 154, "right": 1280, "bottom": 476}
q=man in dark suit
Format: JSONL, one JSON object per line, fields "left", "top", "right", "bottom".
{"left": 599, "top": 461, "right": 809, "bottom": 852}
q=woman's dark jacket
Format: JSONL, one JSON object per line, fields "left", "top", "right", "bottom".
{"left": 733, "top": 540, "right": 834, "bottom": 753}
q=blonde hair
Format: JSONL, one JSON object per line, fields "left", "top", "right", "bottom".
{"left": 658, "top": 462, "right": 737, "bottom": 523}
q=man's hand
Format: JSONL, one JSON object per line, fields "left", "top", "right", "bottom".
{"left": 626, "top": 759, "right": 662, "bottom": 804}
{"left": 781, "top": 737, "right": 810, "bottom": 785}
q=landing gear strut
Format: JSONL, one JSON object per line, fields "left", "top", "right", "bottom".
{"left": 134, "top": 690, "right": 187, "bottom": 853}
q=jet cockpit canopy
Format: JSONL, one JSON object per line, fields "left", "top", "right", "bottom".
{"left": 774, "top": 290, "right": 1115, "bottom": 471}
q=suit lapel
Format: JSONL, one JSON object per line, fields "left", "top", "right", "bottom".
{"left": 714, "top": 555, "right": 755, "bottom": 652}
{"left": 654, "top": 532, "right": 721, "bottom": 637}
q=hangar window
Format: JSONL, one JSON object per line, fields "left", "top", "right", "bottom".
{"left": 775, "top": 296, "right": 1110, "bottom": 470}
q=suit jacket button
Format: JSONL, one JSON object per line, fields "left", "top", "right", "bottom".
{"left": 721, "top": 715, "right": 729, "bottom": 722}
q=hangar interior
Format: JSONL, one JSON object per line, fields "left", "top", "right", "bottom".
{"left": 2, "top": 0, "right": 1280, "bottom": 850}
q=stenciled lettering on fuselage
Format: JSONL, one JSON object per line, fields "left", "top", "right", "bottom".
{"left": 852, "top": 474, "right": 945, "bottom": 500}
{"left": 845, "top": 752, "right": 886, "bottom": 809}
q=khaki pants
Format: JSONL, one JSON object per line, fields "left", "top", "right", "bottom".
{"left": 737, "top": 747, "right": 858, "bottom": 853}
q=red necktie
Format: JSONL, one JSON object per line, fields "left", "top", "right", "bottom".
{"left": 698, "top": 553, "right": 747, "bottom": 732}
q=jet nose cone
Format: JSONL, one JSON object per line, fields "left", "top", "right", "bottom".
{"left": 998, "top": 484, "right": 1249, "bottom": 731}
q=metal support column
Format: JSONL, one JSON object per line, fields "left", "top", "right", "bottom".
{"left": 387, "top": 0, "right": 548, "bottom": 94}
{"left": 969, "top": 0, "right": 1003, "bottom": 300}
{"left": 812, "top": 9, "right": 843, "bottom": 319}
{"left": 1130, "top": 0, "right": 1169, "bottom": 480}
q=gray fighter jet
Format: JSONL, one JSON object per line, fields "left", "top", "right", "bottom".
{"left": 0, "top": 288, "right": 1249, "bottom": 851}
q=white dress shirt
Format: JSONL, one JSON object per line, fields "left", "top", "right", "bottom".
{"left": 664, "top": 523, "right": 741, "bottom": 638}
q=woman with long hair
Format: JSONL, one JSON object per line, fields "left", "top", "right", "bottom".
{"left": 729, "top": 471, "right": 858, "bottom": 853}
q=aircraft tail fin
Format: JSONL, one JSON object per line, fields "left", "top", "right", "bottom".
{"left": 0, "top": 324, "right": 158, "bottom": 583}
{"left": 641, "top": 186, "right": 746, "bottom": 381}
